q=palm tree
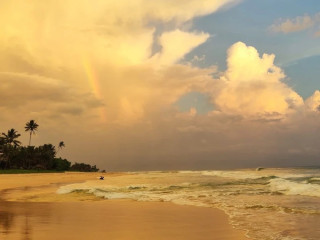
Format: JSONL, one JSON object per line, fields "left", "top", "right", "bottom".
{"left": 25, "top": 120, "right": 39, "bottom": 146}
{"left": 1, "top": 129, "right": 21, "bottom": 147}
{"left": 58, "top": 141, "right": 65, "bottom": 150}
{"left": 57, "top": 141, "right": 65, "bottom": 155}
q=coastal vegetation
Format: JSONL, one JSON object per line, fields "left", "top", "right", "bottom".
{"left": 0, "top": 120, "right": 99, "bottom": 173}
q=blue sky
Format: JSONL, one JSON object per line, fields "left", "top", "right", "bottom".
{"left": 177, "top": 0, "right": 320, "bottom": 113}
{"left": 191, "top": 0, "right": 320, "bottom": 68}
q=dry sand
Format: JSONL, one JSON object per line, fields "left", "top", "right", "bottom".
{"left": 0, "top": 172, "right": 249, "bottom": 240}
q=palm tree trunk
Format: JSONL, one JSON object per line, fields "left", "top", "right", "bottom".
{"left": 29, "top": 132, "right": 32, "bottom": 146}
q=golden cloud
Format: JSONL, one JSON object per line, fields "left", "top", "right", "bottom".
{"left": 1, "top": 0, "right": 319, "bottom": 169}
{"left": 214, "top": 42, "right": 304, "bottom": 118}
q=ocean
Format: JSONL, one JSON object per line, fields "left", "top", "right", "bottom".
{"left": 57, "top": 168, "right": 320, "bottom": 240}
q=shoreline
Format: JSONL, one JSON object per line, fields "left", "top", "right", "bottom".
{"left": 0, "top": 172, "right": 249, "bottom": 240}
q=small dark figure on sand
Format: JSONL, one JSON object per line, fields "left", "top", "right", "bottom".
{"left": 99, "top": 176, "right": 104, "bottom": 180}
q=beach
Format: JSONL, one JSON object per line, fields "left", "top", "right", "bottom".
{"left": 0, "top": 172, "right": 248, "bottom": 240}
{"left": 2, "top": 1, "right": 319, "bottom": 240}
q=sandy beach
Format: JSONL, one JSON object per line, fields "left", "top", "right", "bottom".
{"left": 0, "top": 172, "right": 248, "bottom": 240}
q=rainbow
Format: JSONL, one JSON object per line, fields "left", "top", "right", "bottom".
{"left": 82, "top": 57, "right": 107, "bottom": 122}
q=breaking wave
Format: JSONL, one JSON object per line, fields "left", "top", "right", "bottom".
{"left": 57, "top": 168, "right": 320, "bottom": 240}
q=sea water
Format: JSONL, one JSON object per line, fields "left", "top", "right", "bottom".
{"left": 57, "top": 168, "right": 320, "bottom": 240}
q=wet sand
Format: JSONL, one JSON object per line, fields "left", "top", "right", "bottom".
{"left": 0, "top": 173, "right": 249, "bottom": 240}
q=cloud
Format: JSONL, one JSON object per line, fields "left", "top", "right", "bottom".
{"left": 271, "top": 15, "right": 314, "bottom": 33}
{"left": 315, "top": 30, "right": 320, "bottom": 37}
{"left": 0, "top": 0, "right": 236, "bottom": 68}
{"left": 1, "top": 0, "right": 320, "bottom": 170}
{"left": 270, "top": 13, "right": 320, "bottom": 35}
{"left": 150, "top": 30, "right": 210, "bottom": 65}
{"left": 0, "top": 72, "right": 104, "bottom": 125}
{"left": 0, "top": 0, "right": 235, "bottom": 126}
{"left": 305, "top": 90, "right": 320, "bottom": 111}
{"left": 213, "top": 42, "right": 303, "bottom": 119}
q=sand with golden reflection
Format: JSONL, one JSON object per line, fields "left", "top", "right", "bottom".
{"left": 0, "top": 172, "right": 248, "bottom": 240}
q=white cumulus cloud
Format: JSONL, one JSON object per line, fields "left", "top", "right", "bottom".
{"left": 213, "top": 42, "right": 304, "bottom": 118}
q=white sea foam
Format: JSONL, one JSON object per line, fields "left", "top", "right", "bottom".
{"left": 200, "top": 170, "right": 266, "bottom": 179}
{"left": 56, "top": 183, "right": 85, "bottom": 194}
{"left": 56, "top": 169, "right": 320, "bottom": 240}
{"left": 269, "top": 178, "right": 320, "bottom": 197}
{"left": 310, "top": 177, "right": 320, "bottom": 181}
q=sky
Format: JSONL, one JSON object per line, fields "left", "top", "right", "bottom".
{"left": 0, "top": 0, "right": 320, "bottom": 171}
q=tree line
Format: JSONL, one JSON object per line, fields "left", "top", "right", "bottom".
{"left": 0, "top": 120, "right": 99, "bottom": 172}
